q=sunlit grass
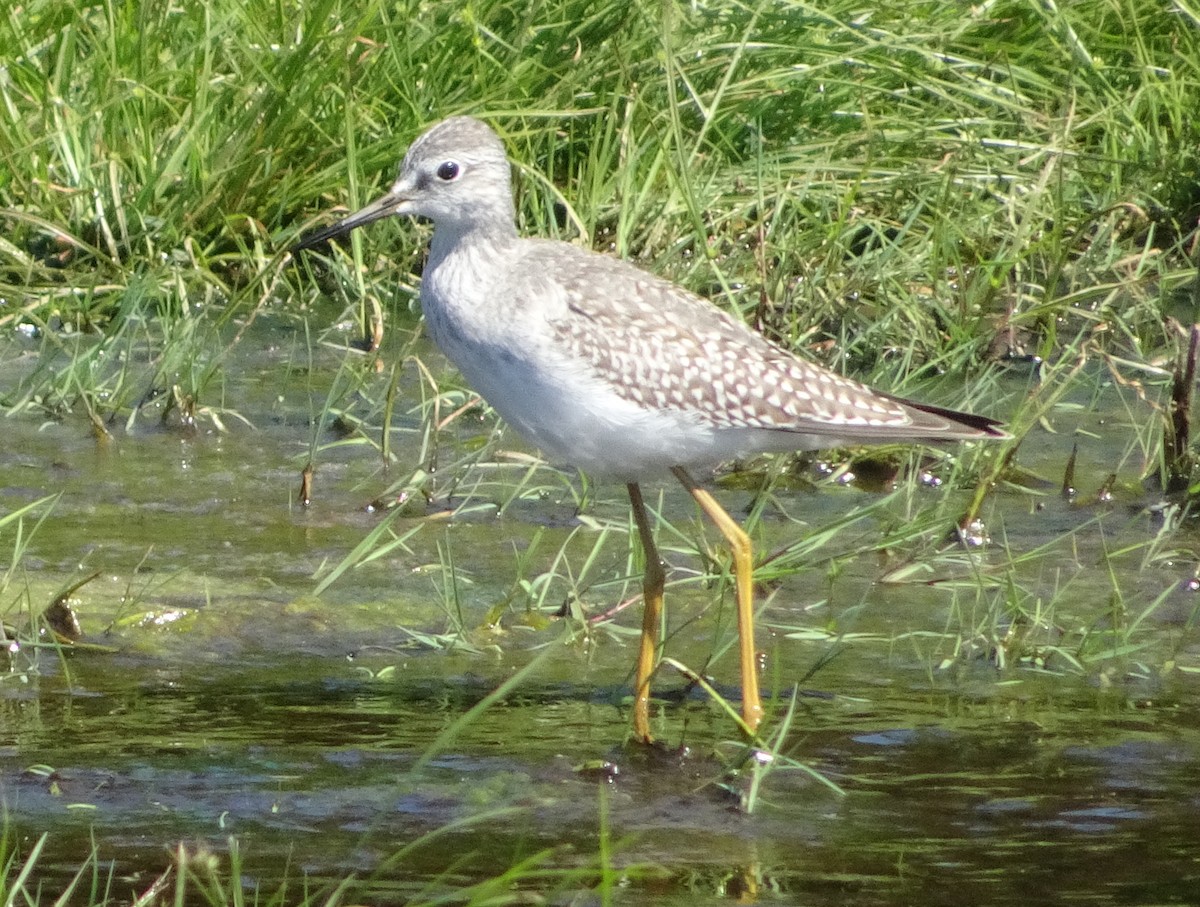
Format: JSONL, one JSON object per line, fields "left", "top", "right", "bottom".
{"left": 0, "top": 819, "right": 641, "bottom": 907}
{"left": 3, "top": 0, "right": 1200, "bottom": 901}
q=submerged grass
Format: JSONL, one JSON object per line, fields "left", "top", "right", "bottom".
{"left": 0, "top": 819, "right": 638, "bottom": 907}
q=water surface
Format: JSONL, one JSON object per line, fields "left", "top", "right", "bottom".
{"left": 1, "top": 313, "right": 1198, "bottom": 903}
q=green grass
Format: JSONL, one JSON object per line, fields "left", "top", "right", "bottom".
{"left": 0, "top": 820, "right": 637, "bottom": 907}
{"left": 3, "top": 0, "right": 1196, "bottom": 362}
{"left": 4, "top": 0, "right": 1197, "bottom": 734}
{"left": 3, "top": 0, "right": 1196, "bottom": 444}
{"left": 3, "top": 0, "right": 1200, "bottom": 901}
{"left": 2, "top": 1, "right": 1195, "bottom": 670}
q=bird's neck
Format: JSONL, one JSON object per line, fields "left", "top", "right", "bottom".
{"left": 428, "top": 218, "right": 518, "bottom": 267}
{"left": 421, "top": 219, "right": 524, "bottom": 354}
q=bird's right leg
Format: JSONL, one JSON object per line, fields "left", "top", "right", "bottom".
{"left": 627, "top": 482, "right": 665, "bottom": 744}
{"left": 671, "top": 467, "right": 764, "bottom": 735}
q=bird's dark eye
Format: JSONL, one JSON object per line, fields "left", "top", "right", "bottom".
{"left": 436, "top": 161, "right": 460, "bottom": 181}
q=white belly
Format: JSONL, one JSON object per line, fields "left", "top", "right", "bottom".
{"left": 429, "top": 324, "right": 824, "bottom": 481}
{"left": 418, "top": 237, "right": 830, "bottom": 480}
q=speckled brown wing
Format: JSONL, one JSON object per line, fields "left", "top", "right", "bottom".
{"left": 545, "top": 249, "right": 994, "bottom": 440}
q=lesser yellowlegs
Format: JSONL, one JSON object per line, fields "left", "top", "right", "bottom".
{"left": 294, "top": 116, "right": 1006, "bottom": 742}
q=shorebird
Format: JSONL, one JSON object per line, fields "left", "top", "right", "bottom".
{"left": 294, "top": 116, "right": 1005, "bottom": 742}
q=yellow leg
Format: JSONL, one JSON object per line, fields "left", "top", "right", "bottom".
{"left": 671, "top": 467, "right": 764, "bottom": 734}
{"left": 627, "top": 482, "right": 664, "bottom": 743}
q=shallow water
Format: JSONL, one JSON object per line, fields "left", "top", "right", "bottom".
{"left": 1, "top": 313, "right": 1199, "bottom": 904}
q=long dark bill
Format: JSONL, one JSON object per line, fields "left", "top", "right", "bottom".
{"left": 292, "top": 191, "right": 402, "bottom": 253}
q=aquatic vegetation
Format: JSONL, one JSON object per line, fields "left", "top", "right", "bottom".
{"left": 1, "top": 0, "right": 1199, "bottom": 902}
